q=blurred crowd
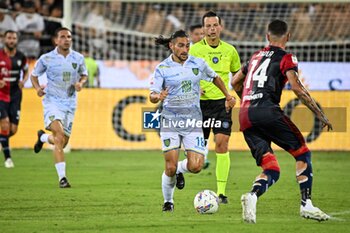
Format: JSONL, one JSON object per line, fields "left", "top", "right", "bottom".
{"left": 1, "top": 1, "right": 349, "bottom": 60}
{"left": 72, "top": 2, "right": 350, "bottom": 42}
{"left": 0, "top": 0, "right": 63, "bottom": 57}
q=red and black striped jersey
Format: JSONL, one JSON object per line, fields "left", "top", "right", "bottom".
{"left": 0, "top": 49, "right": 28, "bottom": 102}
{"left": 239, "top": 45, "right": 298, "bottom": 131}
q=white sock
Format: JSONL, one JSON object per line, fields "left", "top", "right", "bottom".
{"left": 162, "top": 172, "right": 176, "bottom": 203}
{"left": 177, "top": 159, "right": 189, "bottom": 174}
{"left": 204, "top": 143, "right": 209, "bottom": 161}
{"left": 40, "top": 134, "right": 49, "bottom": 143}
{"left": 55, "top": 162, "right": 66, "bottom": 180}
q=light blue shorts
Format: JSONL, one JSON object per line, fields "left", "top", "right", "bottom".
{"left": 43, "top": 98, "right": 75, "bottom": 136}
{"left": 160, "top": 131, "right": 206, "bottom": 156}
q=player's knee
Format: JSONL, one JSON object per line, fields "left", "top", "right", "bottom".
{"left": 54, "top": 133, "right": 66, "bottom": 146}
{"left": 165, "top": 164, "right": 177, "bottom": 177}
{"left": 188, "top": 162, "right": 202, "bottom": 174}
{"left": 215, "top": 140, "right": 228, "bottom": 153}
{"left": 10, "top": 127, "right": 17, "bottom": 136}
{"left": 0, "top": 122, "right": 10, "bottom": 136}
{"left": 0, "top": 121, "right": 10, "bottom": 135}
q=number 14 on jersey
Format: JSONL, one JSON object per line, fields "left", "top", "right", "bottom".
{"left": 245, "top": 58, "right": 271, "bottom": 89}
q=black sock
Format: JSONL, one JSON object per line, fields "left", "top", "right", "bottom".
{"left": 0, "top": 135, "right": 11, "bottom": 160}
{"left": 295, "top": 151, "right": 313, "bottom": 206}
{"left": 251, "top": 170, "right": 280, "bottom": 197}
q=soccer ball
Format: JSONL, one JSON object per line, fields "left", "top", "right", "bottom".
{"left": 194, "top": 190, "right": 219, "bottom": 214}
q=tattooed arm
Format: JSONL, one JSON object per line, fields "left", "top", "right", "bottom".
{"left": 286, "top": 70, "right": 333, "bottom": 131}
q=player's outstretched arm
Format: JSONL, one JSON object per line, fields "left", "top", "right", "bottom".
{"left": 30, "top": 75, "right": 45, "bottom": 97}
{"left": 231, "top": 69, "right": 246, "bottom": 99}
{"left": 212, "top": 76, "right": 236, "bottom": 111}
{"left": 286, "top": 70, "right": 333, "bottom": 131}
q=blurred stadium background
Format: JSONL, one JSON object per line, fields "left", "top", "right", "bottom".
{"left": 0, "top": 0, "right": 349, "bottom": 151}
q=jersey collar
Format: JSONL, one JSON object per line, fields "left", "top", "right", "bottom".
{"left": 203, "top": 38, "right": 222, "bottom": 48}
{"left": 54, "top": 47, "right": 73, "bottom": 57}
{"left": 167, "top": 54, "right": 192, "bottom": 66}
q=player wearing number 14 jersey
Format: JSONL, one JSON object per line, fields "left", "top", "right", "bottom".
{"left": 231, "top": 19, "right": 332, "bottom": 223}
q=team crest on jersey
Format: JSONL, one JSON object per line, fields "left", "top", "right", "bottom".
{"left": 17, "top": 60, "right": 22, "bottom": 66}
{"left": 192, "top": 68, "right": 199, "bottom": 75}
{"left": 212, "top": 57, "right": 219, "bottom": 64}
{"left": 49, "top": 115, "right": 55, "bottom": 121}
{"left": 292, "top": 55, "right": 298, "bottom": 64}
{"left": 163, "top": 139, "right": 170, "bottom": 147}
{"left": 72, "top": 63, "right": 77, "bottom": 69}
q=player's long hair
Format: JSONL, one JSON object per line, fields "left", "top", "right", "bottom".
{"left": 154, "top": 30, "right": 188, "bottom": 50}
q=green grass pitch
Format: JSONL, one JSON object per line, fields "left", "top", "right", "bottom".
{"left": 0, "top": 150, "right": 349, "bottom": 232}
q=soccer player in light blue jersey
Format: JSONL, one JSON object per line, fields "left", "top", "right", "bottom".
{"left": 30, "top": 27, "right": 87, "bottom": 188}
{"left": 150, "top": 30, "right": 236, "bottom": 212}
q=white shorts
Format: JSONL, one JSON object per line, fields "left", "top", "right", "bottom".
{"left": 160, "top": 131, "right": 206, "bottom": 155}
{"left": 43, "top": 99, "right": 75, "bottom": 136}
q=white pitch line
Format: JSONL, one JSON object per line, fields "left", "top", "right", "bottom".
{"left": 329, "top": 210, "right": 350, "bottom": 216}
{"left": 329, "top": 216, "right": 346, "bottom": 222}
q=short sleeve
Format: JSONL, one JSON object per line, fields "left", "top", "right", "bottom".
{"left": 230, "top": 47, "right": 241, "bottom": 73}
{"left": 79, "top": 57, "right": 88, "bottom": 76}
{"left": 31, "top": 56, "right": 46, "bottom": 77}
{"left": 150, "top": 68, "right": 164, "bottom": 93}
{"left": 280, "top": 53, "right": 298, "bottom": 76}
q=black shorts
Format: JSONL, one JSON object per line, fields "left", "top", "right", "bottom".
{"left": 243, "top": 115, "right": 308, "bottom": 166}
{"left": 0, "top": 101, "right": 10, "bottom": 120}
{"left": 200, "top": 98, "right": 232, "bottom": 140}
{"left": 0, "top": 93, "right": 22, "bottom": 125}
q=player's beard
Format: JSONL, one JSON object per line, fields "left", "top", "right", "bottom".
{"left": 176, "top": 53, "right": 188, "bottom": 62}
{"left": 5, "top": 43, "right": 16, "bottom": 51}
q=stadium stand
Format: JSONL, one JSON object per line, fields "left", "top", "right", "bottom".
{"left": 0, "top": 0, "right": 62, "bottom": 57}
{"left": 0, "top": 1, "right": 349, "bottom": 61}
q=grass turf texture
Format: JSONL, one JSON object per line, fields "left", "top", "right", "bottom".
{"left": 0, "top": 150, "right": 349, "bottom": 233}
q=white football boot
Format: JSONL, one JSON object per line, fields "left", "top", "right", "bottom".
{"left": 4, "top": 158, "right": 14, "bottom": 168}
{"left": 241, "top": 192, "right": 258, "bottom": 223}
{"left": 300, "top": 199, "right": 330, "bottom": 221}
